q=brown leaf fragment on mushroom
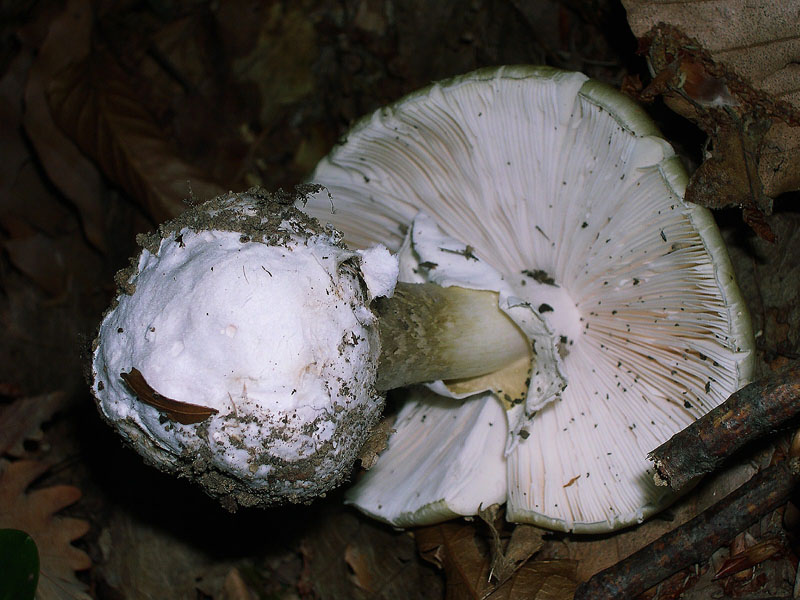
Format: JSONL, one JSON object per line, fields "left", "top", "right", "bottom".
{"left": 620, "top": 5, "right": 800, "bottom": 238}
{"left": 120, "top": 368, "right": 218, "bottom": 425}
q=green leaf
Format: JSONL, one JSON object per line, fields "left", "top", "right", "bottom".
{"left": 0, "top": 529, "right": 39, "bottom": 600}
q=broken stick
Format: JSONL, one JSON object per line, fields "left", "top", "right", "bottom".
{"left": 573, "top": 458, "right": 800, "bottom": 600}
{"left": 649, "top": 363, "right": 800, "bottom": 491}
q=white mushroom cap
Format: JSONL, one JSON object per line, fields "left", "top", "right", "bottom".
{"left": 305, "top": 66, "right": 755, "bottom": 532}
{"left": 91, "top": 191, "right": 395, "bottom": 508}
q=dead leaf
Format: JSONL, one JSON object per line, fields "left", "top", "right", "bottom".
{"left": 0, "top": 459, "right": 91, "bottom": 600}
{"left": 45, "top": 47, "right": 225, "bottom": 223}
{"left": 0, "top": 392, "right": 68, "bottom": 457}
{"left": 488, "top": 560, "right": 578, "bottom": 600}
{"left": 416, "top": 519, "right": 575, "bottom": 600}
{"left": 622, "top": 3, "right": 800, "bottom": 238}
{"left": 344, "top": 543, "right": 374, "bottom": 592}
{"left": 714, "top": 536, "right": 784, "bottom": 580}
{"left": 221, "top": 568, "right": 258, "bottom": 600}
{"left": 227, "top": 2, "right": 318, "bottom": 128}
{"left": 2, "top": 234, "right": 70, "bottom": 297}
{"left": 304, "top": 510, "right": 442, "bottom": 600}
{"left": 416, "top": 521, "right": 490, "bottom": 599}
{"left": 22, "top": 0, "right": 111, "bottom": 253}
{"left": 478, "top": 504, "right": 544, "bottom": 585}
{"left": 97, "top": 507, "right": 239, "bottom": 599}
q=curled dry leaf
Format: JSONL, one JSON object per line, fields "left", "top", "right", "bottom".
{"left": 622, "top": 1, "right": 800, "bottom": 240}
{"left": 45, "top": 47, "right": 225, "bottom": 224}
{"left": 0, "top": 460, "right": 91, "bottom": 600}
{"left": 713, "top": 536, "right": 784, "bottom": 580}
{"left": 0, "top": 392, "right": 68, "bottom": 457}
{"left": 120, "top": 368, "right": 218, "bottom": 425}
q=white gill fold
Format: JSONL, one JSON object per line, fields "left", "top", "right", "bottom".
{"left": 344, "top": 388, "right": 507, "bottom": 526}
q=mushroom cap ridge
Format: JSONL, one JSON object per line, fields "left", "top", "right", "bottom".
{"left": 305, "top": 66, "right": 755, "bottom": 532}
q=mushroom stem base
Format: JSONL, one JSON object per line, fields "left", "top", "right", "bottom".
{"left": 374, "top": 282, "right": 530, "bottom": 390}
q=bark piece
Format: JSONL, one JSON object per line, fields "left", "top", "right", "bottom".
{"left": 649, "top": 363, "right": 800, "bottom": 491}
{"left": 574, "top": 458, "right": 800, "bottom": 600}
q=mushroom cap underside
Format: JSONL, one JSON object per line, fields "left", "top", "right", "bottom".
{"left": 305, "top": 66, "right": 755, "bottom": 532}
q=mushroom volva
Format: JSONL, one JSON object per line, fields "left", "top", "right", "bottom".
{"left": 91, "top": 67, "right": 754, "bottom": 532}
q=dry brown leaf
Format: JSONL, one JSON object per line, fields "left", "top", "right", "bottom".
{"left": 416, "top": 521, "right": 491, "bottom": 599}
{"left": 622, "top": 1, "right": 800, "bottom": 239}
{"left": 488, "top": 560, "right": 578, "bottom": 600}
{"left": 713, "top": 536, "right": 783, "bottom": 580}
{"left": 22, "top": 0, "right": 110, "bottom": 253}
{"left": 221, "top": 568, "right": 258, "bottom": 600}
{"left": 97, "top": 507, "right": 240, "bottom": 599}
{"left": 45, "top": 42, "right": 225, "bottom": 223}
{"left": 0, "top": 459, "right": 91, "bottom": 600}
{"left": 2, "top": 234, "right": 70, "bottom": 297}
{"left": 0, "top": 392, "right": 68, "bottom": 457}
{"left": 416, "top": 519, "right": 576, "bottom": 600}
{"left": 304, "top": 510, "right": 442, "bottom": 600}
{"left": 725, "top": 212, "right": 800, "bottom": 362}
{"left": 478, "top": 504, "right": 544, "bottom": 585}
{"left": 344, "top": 543, "right": 374, "bottom": 592}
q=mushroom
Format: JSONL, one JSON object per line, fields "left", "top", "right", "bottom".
{"left": 301, "top": 66, "right": 755, "bottom": 532}
{"left": 90, "top": 190, "right": 535, "bottom": 508}
{"left": 91, "top": 66, "right": 754, "bottom": 532}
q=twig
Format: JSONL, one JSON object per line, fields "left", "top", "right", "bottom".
{"left": 649, "top": 363, "right": 800, "bottom": 491}
{"left": 573, "top": 458, "right": 800, "bottom": 600}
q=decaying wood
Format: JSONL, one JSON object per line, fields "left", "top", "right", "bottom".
{"left": 649, "top": 363, "right": 800, "bottom": 491}
{"left": 573, "top": 458, "right": 800, "bottom": 600}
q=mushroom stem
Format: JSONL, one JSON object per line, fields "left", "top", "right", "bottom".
{"left": 374, "top": 282, "right": 531, "bottom": 390}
